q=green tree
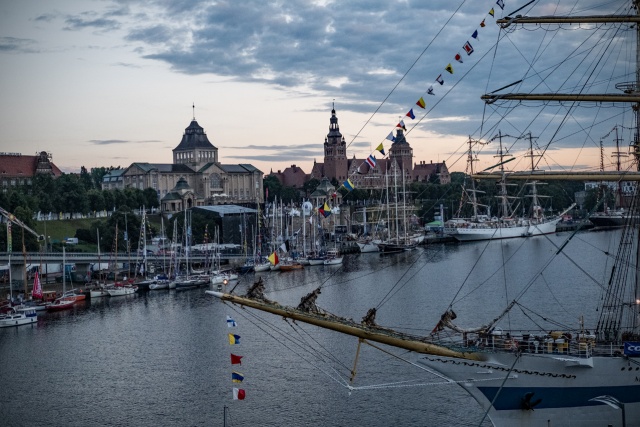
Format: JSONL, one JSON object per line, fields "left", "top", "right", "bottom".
{"left": 87, "top": 189, "right": 106, "bottom": 212}
{"left": 142, "top": 188, "right": 160, "bottom": 209}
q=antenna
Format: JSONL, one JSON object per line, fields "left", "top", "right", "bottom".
{"left": 192, "top": 103, "right": 195, "bottom": 120}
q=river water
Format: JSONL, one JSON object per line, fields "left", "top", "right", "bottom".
{"left": 0, "top": 229, "right": 619, "bottom": 426}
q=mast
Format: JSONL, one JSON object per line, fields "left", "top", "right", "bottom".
{"left": 494, "top": 131, "right": 513, "bottom": 218}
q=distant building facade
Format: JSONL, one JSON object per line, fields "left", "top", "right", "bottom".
{"left": 269, "top": 164, "right": 309, "bottom": 188}
{"left": 310, "top": 107, "right": 450, "bottom": 189}
{"left": 0, "top": 151, "right": 61, "bottom": 192}
{"left": 121, "top": 116, "right": 263, "bottom": 213}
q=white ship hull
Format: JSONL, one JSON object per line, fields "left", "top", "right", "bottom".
{"left": 419, "top": 352, "right": 640, "bottom": 427}
{"left": 446, "top": 219, "right": 559, "bottom": 242}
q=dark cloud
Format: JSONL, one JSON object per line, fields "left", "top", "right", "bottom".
{"left": 64, "top": 13, "right": 120, "bottom": 31}
{"left": 70, "top": 1, "right": 631, "bottom": 157}
{"left": 89, "top": 139, "right": 130, "bottom": 145}
{"left": 0, "top": 37, "right": 38, "bottom": 53}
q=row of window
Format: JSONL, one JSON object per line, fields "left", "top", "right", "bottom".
{"left": 2, "top": 178, "right": 31, "bottom": 186}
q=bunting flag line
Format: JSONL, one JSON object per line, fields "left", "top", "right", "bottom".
{"left": 427, "top": 86, "right": 435, "bottom": 95}
{"left": 233, "top": 388, "right": 246, "bottom": 400}
{"left": 463, "top": 41, "right": 474, "bottom": 55}
{"left": 318, "top": 204, "right": 326, "bottom": 217}
{"left": 227, "top": 315, "right": 238, "bottom": 328}
{"left": 268, "top": 251, "right": 278, "bottom": 265}
{"left": 405, "top": 109, "right": 415, "bottom": 119}
{"left": 436, "top": 74, "right": 444, "bottom": 85}
{"left": 489, "top": 8, "right": 495, "bottom": 16}
{"left": 480, "top": 19, "right": 486, "bottom": 28}
{"left": 232, "top": 371, "right": 245, "bottom": 383}
{"left": 385, "top": 132, "right": 395, "bottom": 143}
{"left": 231, "top": 354, "right": 243, "bottom": 365}
{"left": 228, "top": 333, "right": 241, "bottom": 345}
{"left": 455, "top": 53, "right": 463, "bottom": 63}
{"left": 397, "top": 120, "right": 406, "bottom": 130}
{"left": 376, "top": 142, "right": 386, "bottom": 155}
{"left": 343, "top": 179, "right": 355, "bottom": 192}
{"left": 416, "top": 97, "right": 426, "bottom": 108}
{"left": 445, "top": 63, "right": 454, "bottom": 74}
{"left": 366, "top": 154, "right": 377, "bottom": 168}
{"left": 496, "top": 0, "right": 504, "bottom": 10}
{"left": 472, "top": 30, "right": 479, "bottom": 40}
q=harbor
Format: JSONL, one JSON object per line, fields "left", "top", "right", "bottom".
{"left": 0, "top": 229, "right": 621, "bottom": 426}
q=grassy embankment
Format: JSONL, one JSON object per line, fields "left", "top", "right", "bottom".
{"left": 33, "top": 215, "right": 163, "bottom": 252}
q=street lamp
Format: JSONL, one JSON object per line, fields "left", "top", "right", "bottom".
{"left": 589, "top": 395, "right": 625, "bottom": 427}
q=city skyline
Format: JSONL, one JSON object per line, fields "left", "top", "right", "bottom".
{"left": 0, "top": 1, "right": 633, "bottom": 177}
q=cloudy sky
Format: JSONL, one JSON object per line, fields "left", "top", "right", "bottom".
{"left": 0, "top": 0, "right": 635, "bottom": 175}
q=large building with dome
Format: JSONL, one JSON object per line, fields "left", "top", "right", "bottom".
{"left": 115, "top": 116, "right": 263, "bottom": 213}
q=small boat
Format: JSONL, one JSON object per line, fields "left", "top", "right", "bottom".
{"left": 149, "top": 279, "right": 171, "bottom": 290}
{"left": 46, "top": 297, "right": 75, "bottom": 312}
{"left": 253, "top": 261, "right": 272, "bottom": 272}
{"left": 356, "top": 239, "right": 380, "bottom": 253}
{"left": 106, "top": 282, "right": 138, "bottom": 296}
{"left": 61, "top": 289, "right": 86, "bottom": 301}
{"left": 88, "top": 284, "right": 109, "bottom": 298}
{"left": 279, "top": 262, "right": 304, "bottom": 272}
{"left": 0, "top": 307, "right": 38, "bottom": 328}
{"left": 323, "top": 250, "right": 343, "bottom": 265}
{"left": 210, "top": 270, "right": 239, "bottom": 285}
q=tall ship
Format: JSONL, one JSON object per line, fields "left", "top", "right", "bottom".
{"left": 209, "top": 2, "right": 640, "bottom": 426}
{"left": 444, "top": 134, "right": 573, "bottom": 242}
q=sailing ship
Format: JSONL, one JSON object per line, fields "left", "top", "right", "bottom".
{"left": 444, "top": 134, "right": 573, "bottom": 242}
{"left": 208, "top": 4, "right": 640, "bottom": 426}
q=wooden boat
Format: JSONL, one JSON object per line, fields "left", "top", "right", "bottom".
{"left": 279, "top": 262, "right": 304, "bottom": 272}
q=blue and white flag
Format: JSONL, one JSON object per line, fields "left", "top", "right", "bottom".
{"left": 227, "top": 315, "right": 237, "bottom": 328}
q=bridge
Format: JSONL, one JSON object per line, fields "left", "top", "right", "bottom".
{"left": 0, "top": 252, "right": 246, "bottom": 266}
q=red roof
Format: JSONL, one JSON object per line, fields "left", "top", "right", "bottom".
{"left": 0, "top": 154, "right": 62, "bottom": 177}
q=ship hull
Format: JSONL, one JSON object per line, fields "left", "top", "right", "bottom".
{"left": 419, "top": 352, "right": 640, "bottom": 426}
{"left": 446, "top": 219, "right": 559, "bottom": 242}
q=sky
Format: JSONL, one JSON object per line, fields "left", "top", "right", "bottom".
{"left": 0, "top": 0, "right": 636, "bottom": 176}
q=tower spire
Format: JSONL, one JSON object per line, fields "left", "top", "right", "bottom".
{"left": 192, "top": 103, "right": 195, "bottom": 120}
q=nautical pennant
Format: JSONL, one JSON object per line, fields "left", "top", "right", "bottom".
{"left": 406, "top": 109, "right": 415, "bottom": 119}
{"left": 268, "top": 251, "right": 278, "bottom": 265}
{"left": 385, "top": 132, "right": 395, "bottom": 143}
{"left": 232, "top": 371, "right": 245, "bottom": 383}
{"left": 233, "top": 388, "right": 246, "bottom": 400}
{"left": 376, "top": 142, "right": 386, "bottom": 155}
{"left": 322, "top": 202, "right": 331, "bottom": 218}
{"left": 436, "top": 74, "right": 444, "bottom": 85}
{"left": 496, "top": 0, "right": 504, "bottom": 10}
{"left": 472, "top": 30, "right": 479, "bottom": 40}
{"left": 489, "top": 8, "right": 495, "bottom": 16}
{"left": 366, "top": 155, "right": 376, "bottom": 168}
{"left": 427, "top": 86, "right": 435, "bottom": 95}
{"left": 445, "top": 63, "right": 454, "bottom": 74}
{"left": 343, "top": 179, "right": 354, "bottom": 192}
{"left": 416, "top": 97, "right": 426, "bottom": 108}
{"left": 455, "top": 53, "right": 463, "bottom": 63}
{"left": 231, "top": 354, "right": 243, "bottom": 365}
{"left": 397, "top": 120, "right": 406, "bottom": 130}
{"left": 227, "top": 315, "right": 237, "bottom": 327}
{"left": 463, "top": 41, "right": 474, "bottom": 55}
{"left": 480, "top": 19, "right": 486, "bottom": 28}
{"left": 228, "top": 333, "right": 241, "bottom": 345}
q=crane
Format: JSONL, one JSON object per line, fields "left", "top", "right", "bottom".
{"left": 0, "top": 206, "right": 45, "bottom": 242}
{"left": 1, "top": 206, "right": 45, "bottom": 297}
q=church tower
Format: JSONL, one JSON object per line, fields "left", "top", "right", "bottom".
{"left": 323, "top": 105, "right": 348, "bottom": 182}
{"left": 389, "top": 128, "right": 414, "bottom": 179}
{"left": 172, "top": 106, "right": 218, "bottom": 171}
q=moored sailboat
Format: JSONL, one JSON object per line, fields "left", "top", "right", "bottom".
{"left": 208, "top": 4, "right": 640, "bottom": 426}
